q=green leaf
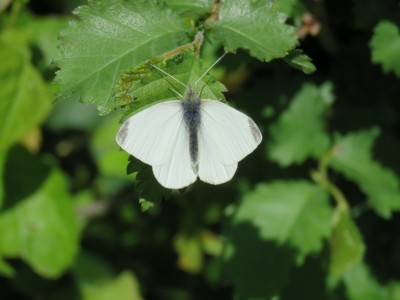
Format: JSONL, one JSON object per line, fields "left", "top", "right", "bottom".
{"left": 119, "top": 51, "right": 226, "bottom": 118}
{"left": 1, "top": 15, "right": 67, "bottom": 67}
{"left": 55, "top": 0, "right": 190, "bottom": 114}
{"left": 273, "top": 0, "right": 306, "bottom": 17}
{"left": 164, "top": 0, "right": 213, "bottom": 15}
{"left": 0, "top": 148, "right": 79, "bottom": 278}
{"left": 370, "top": 21, "right": 400, "bottom": 78}
{"left": 330, "top": 129, "right": 400, "bottom": 218}
{"left": 174, "top": 233, "right": 203, "bottom": 274}
{"left": 233, "top": 181, "right": 332, "bottom": 263}
{"left": 45, "top": 95, "right": 101, "bottom": 132}
{"left": 268, "top": 82, "right": 333, "bottom": 166}
{"left": 209, "top": 0, "right": 297, "bottom": 62}
{"left": 284, "top": 49, "right": 316, "bottom": 74}
{"left": 223, "top": 222, "right": 296, "bottom": 298}
{"left": 329, "top": 211, "right": 365, "bottom": 283}
{"left": 91, "top": 113, "right": 129, "bottom": 178}
{"left": 84, "top": 271, "right": 143, "bottom": 300}
{"left": 72, "top": 252, "right": 114, "bottom": 297}
{"left": 0, "top": 150, "right": 5, "bottom": 208}
{"left": 0, "top": 43, "right": 51, "bottom": 152}
{"left": 0, "top": 257, "right": 15, "bottom": 278}
{"left": 343, "top": 263, "right": 390, "bottom": 300}
{"left": 127, "top": 157, "right": 171, "bottom": 206}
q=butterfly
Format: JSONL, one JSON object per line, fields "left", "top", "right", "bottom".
{"left": 116, "top": 56, "right": 262, "bottom": 189}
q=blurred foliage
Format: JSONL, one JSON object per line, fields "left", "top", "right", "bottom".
{"left": 1, "top": 0, "right": 400, "bottom": 299}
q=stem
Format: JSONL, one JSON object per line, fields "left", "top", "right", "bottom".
{"left": 311, "top": 147, "right": 349, "bottom": 213}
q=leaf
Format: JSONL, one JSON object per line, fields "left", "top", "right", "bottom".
{"left": 209, "top": 0, "right": 298, "bottom": 62}
{"left": 0, "top": 150, "right": 5, "bottom": 208}
{"left": 0, "top": 257, "right": 15, "bottom": 278}
{"left": 174, "top": 233, "right": 203, "bottom": 274}
{"left": 233, "top": 181, "right": 332, "bottom": 263}
{"left": 273, "top": 0, "right": 306, "bottom": 17}
{"left": 330, "top": 129, "right": 400, "bottom": 218}
{"left": 0, "top": 148, "right": 79, "bottom": 278}
{"left": 328, "top": 210, "right": 365, "bottom": 283}
{"left": 91, "top": 113, "right": 129, "bottom": 178}
{"left": 45, "top": 95, "right": 101, "bottom": 132}
{"left": 343, "top": 263, "right": 390, "bottom": 300}
{"left": 164, "top": 0, "right": 213, "bottom": 15}
{"left": 127, "top": 157, "right": 171, "bottom": 207}
{"left": 55, "top": 0, "right": 190, "bottom": 114}
{"left": 118, "top": 50, "right": 226, "bottom": 119}
{"left": 223, "top": 222, "right": 297, "bottom": 298}
{"left": 72, "top": 252, "right": 114, "bottom": 297}
{"left": 0, "top": 43, "right": 51, "bottom": 152}
{"left": 84, "top": 271, "right": 143, "bottom": 300}
{"left": 370, "top": 21, "right": 400, "bottom": 78}
{"left": 268, "top": 82, "right": 333, "bottom": 166}
{"left": 284, "top": 48, "right": 316, "bottom": 74}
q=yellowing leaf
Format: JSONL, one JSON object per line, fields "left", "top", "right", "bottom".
{"left": 85, "top": 271, "right": 143, "bottom": 300}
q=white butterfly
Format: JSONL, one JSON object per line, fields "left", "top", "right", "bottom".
{"left": 116, "top": 56, "right": 262, "bottom": 189}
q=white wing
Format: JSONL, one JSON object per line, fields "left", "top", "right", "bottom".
{"left": 199, "top": 100, "right": 262, "bottom": 165}
{"left": 152, "top": 120, "right": 197, "bottom": 189}
{"left": 198, "top": 124, "right": 238, "bottom": 184}
{"left": 116, "top": 101, "right": 183, "bottom": 166}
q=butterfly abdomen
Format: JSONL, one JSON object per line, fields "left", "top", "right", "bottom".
{"left": 182, "top": 91, "right": 201, "bottom": 168}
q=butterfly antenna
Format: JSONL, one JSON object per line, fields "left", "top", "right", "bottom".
{"left": 147, "top": 62, "right": 187, "bottom": 88}
{"left": 193, "top": 52, "right": 227, "bottom": 89}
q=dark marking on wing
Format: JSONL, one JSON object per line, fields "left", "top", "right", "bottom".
{"left": 248, "top": 118, "right": 262, "bottom": 143}
{"left": 116, "top": 120, "right": 130, "bottom": 145}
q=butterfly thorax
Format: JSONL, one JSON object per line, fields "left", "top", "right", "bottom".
{"left": 182, "top": 85, "right": 201, "bottom": 169}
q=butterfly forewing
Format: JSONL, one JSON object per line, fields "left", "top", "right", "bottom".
{"left": 197, "top": 121, "right": 238, "bottom": 184}
{"left": 116, "top": 101, "right": 183, "bottom": 166}
{"left": 199, "top": 100, "right": 263, "bottom": 166}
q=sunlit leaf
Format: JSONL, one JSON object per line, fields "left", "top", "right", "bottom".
{"left": 330, "top": 129, "right": 400, "bottom": 218}
{"left": 233, "top": 181, "right": 332, "bottom": 263}
{"left": 55, "top": 0, "right": 190, "bottom": 114}
{"left": 84, "top": 271, "right": 143, "bottom": 300}
{"left": 269, "top": 82, "right": 333, "bottom": 166}
{"left": 174, "top": 233, "right": 203, "bottom": 273}
{"left": 209, "top": 0, "right": 297, "bottom": 62}
{"left": 120, "top": 51, "right": 226, "bottom": 119}
{"left": 0, "top": 148, "right": 79, "bottom": 278}
{"left": 91, "top": 113, "right": 129, "bottom": 178}
{"left": 343, "top": 263, "right": 390, "bottom": 300}
{"left": 164, "top": 0, "right": 213, "bottom": 15}
{"left": 0, "top": 43, "right": 50, "bottom": 152}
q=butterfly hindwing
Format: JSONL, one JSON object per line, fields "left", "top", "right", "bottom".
{"left": 152, "top": 119, "right": 197, "bottom": 189}
{"left": 197, "top": 121, "right": 238, "bottom": 185}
